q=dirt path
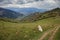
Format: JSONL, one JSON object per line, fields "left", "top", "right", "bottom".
{"left": 48, "top": 26, "right": 60, "bottom": 40}
{"left": 38, "top": 27, "right": 57, "bottom": 40}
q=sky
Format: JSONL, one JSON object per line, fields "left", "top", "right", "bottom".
{"left": 0, "top": 0, "right": 60, "bottom": 10}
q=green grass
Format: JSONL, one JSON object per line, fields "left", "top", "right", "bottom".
{"left": 0, "top": 17, "right": 60, "bottom": 40}
{"left": 54, "top": 28, "right": 60, "bottom": 40}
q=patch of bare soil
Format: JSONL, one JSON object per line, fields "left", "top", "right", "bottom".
{"left": 38, "top": 27, "right": 57, "bottom": 40}
{"left": 48, "top": 26, "right": 60, "bottom": 40}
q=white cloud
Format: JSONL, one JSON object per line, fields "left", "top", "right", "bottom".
{"left": 0, "top": 0, "right": 60, "bottom": 10}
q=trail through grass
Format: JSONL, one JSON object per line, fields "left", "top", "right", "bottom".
{"left": 0, "top": 17, "right": 60, "bottom": 40}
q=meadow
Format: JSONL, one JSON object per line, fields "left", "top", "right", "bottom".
{"left": 0, "top": 16, "right": 60, "bottom": 40}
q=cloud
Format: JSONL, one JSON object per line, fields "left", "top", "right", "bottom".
{"left": 0, "top": 0, "right": 60, "bottom": 10}
{"left": 55, "top": 0, "right": 60, "bottom": 7}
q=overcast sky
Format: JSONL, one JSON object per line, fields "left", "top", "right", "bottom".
{"left": 0, "top": 0, "right": 60, "bottom": 10}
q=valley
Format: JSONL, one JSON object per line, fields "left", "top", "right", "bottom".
{"left": 0, "top": 8, "right": 60, "bottom": 40}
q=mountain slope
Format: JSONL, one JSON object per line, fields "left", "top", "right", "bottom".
{"left": 0, "top": 7, "right": 24, "bottom": 19}
{"left": 0, "top": 13, "right": 60, "bottom": 40}
{"left": 21, "top": 8, "right": 60, "bottom": 22}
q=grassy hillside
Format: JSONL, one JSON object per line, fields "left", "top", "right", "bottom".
{"left": 21, "top": 8, "right": 60, "bottom": 22}
{"left": 0, "top": 8, "right": 60, "bottom": 40}
{"left": 0, "top": 16, "right": 60, "bottom": 40}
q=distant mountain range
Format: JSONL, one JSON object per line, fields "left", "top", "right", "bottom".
{"left": 21, "top": 8, "right": 60, "bottom": 22}
{"left": 6, "top": 7, "right": 47, "bottom": 15}
{"left": 0, "top": 8, "right": 24, "bottom": 19}
{"left": 0, "top": 7, "right": 60, "bottom": 22}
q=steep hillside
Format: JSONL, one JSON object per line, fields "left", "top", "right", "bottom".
{"left": 0, "top": 15, "right": 60, "bottom": 40}
{"left": 21, "top": 8, "right": 60, "bottom": 22}
{"left": 0, "top": 8, "right": 24, "bottom": 19}
{"left": 0, "top": 8, "right": 60, "bottom": 40}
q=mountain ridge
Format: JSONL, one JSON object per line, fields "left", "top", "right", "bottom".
{"left": 0, "top": 7, "right": 24, "bottom": 19}
{"left": 6, "top": 7, "right": 46, "bottom": 15}
{"left": 21, "top": 8, "right": 60, "bottom": 22}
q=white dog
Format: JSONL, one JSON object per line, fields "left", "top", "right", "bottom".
{"left": 38, "top": 25, "right": 43, "bottom": 32}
